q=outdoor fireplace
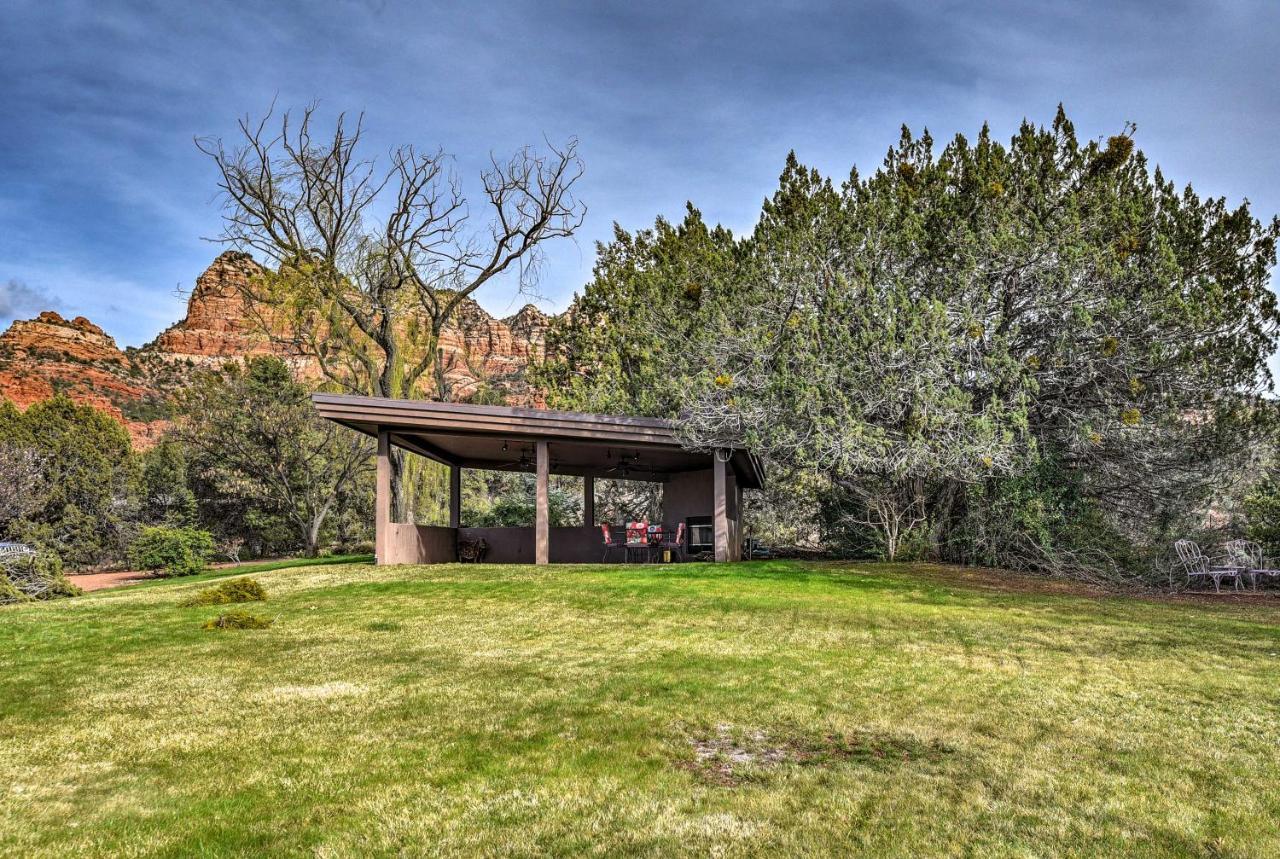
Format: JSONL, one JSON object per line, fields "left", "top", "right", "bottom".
{"left": 686, "top": 515, "right": 713, "bottom": 556}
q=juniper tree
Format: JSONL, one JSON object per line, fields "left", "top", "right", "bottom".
{"left": 173, "top": 357, "right": 373, "bottom": 558}
{"left": 544, "top": 108, "right": 1280, "bottom": 577}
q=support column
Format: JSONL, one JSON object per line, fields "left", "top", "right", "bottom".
{"left": 448, "top": 464, "right": 461, "bottom": 529}
{"left": 376, "top": 429, "right": 391, "bottom": 565}
{"left": 583, "top": 475, "right": 595, "bottom": 528}
{"left": 713, "top": 451, "right": 729, "bottom": 562}
{"left": 734, "top": 480, "right": 744, "bottom": 561}
{"left": 535, "top": 441, "right": 549, "bottom": 565}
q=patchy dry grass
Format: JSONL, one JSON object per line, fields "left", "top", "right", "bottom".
{"left": 679, "top": 723, "right": 952, "bottom": 786}
{"left": 2, "top": 560, "right": 1279, "bottom": 856}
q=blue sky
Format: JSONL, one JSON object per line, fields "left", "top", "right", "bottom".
{"left": 3, "top": 1, "right": 1279, "bottom": 366}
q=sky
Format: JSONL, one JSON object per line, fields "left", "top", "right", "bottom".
{"left": 2, "top": 1, "right": 1280, "bottom": 366}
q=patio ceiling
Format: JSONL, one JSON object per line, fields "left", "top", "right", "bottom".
{"left": 311, "top": 394, "right": 765, "bottom": 488}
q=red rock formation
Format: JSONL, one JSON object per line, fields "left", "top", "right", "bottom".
{"left": 0, "top": 311, "right": 164, "bottom": 445}
{"left": 0, "top": 253, "right": 553, "bottom": 448}
{"left": 147, "top": 251, "right": 280, "bottom": 365}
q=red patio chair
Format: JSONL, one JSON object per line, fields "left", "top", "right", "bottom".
{"left": 600, "top": 523, "right": 626, "bottom": 563}
{"left": 658, "top": 522, "right": 686, "bottom": 562}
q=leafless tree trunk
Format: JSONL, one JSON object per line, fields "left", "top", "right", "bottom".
{"left": 834, "top": 476, "right": 929, "bottom": 562}
{"left": 198, "top": 104, "right": 585, "bottom": 517}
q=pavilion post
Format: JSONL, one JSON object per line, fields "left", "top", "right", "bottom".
{"left": 713, "top": 451, "right": 729, "bottom": 562}
{"left": 448, "top": 464, "right": 461, "bottom": 529}
{"left": 376, "top": 429, "right": 391, "bottom": 565}
{"left": 583, "top": 475, "right": 595, "bottom": 528}
{"left": 535, "top": 441, "right": 549, "bottom": 564}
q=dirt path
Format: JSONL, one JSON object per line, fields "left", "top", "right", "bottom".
{"left": 68, "top": 559, "right": 278, "bottom": 593}
{"left": 68, "top": 570, "right": 155, "bottom": 592}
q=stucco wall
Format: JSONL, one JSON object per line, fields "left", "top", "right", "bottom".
{"left": 380, "top": 484, "right": 744, "bottom": 564}
{"left": 661, "top": 468, "right": 740, "bottom": 523}
{"left": 383, "top": 523, "right": 457, "bottom": 564}
{"left": 662, "top": 467, "right": 741, "bottom": 558}
{"left": 662, "top": 469, "right": 711, "bottom": 527}
{"left": 459, "top": 526, "right": 606, "bottom": 564}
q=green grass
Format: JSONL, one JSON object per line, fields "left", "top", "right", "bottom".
{"left": 128, "top": 553, "right": 373, "bottom": 590}
{"left": 2, "top": 561, "right": 1279, "bottom": 856}
{"left": 219, "top": 554, "right": 373, "bottom": 575}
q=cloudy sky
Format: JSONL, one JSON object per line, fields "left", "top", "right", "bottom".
{"left": 2, "top": 0, "right": 1279, "bottom": 358}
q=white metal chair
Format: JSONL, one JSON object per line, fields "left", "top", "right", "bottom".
{"left": 0, "top": 542, "right": 36, "bottom": 568}
{"left": 1174, "top": 540, "right": 1242, "bottom": 593}
{"left": 1222, "top": 539, "right": 1280, "bottom": 591}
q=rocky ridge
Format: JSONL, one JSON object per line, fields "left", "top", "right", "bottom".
{"left": 0, "top": 252, "right": 554, "bottom": 447}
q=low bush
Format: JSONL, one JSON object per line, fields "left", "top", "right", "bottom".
{"left": 0, "top": 551, "right": 81, "bottom": 604}
{"left": 0, "top": 576, "right": 27, "bottom": 604}
{"left": 180, "top": 577, "right": 267, "bottom": 607}
{"left": 129, "top": 527, "right": 214, "bottom": 577}
{"left": 202, "top": 610, "right": 273, "bottom": 630}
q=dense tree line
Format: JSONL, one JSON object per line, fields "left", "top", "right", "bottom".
{"left": 8, "top": 107, "right": 1280, "bottom": 591}
{"left": 539, "top": 108, "right": 1280, "bottom": 583}
{"left": 0, "top": 358, "right": 378, "bottom": 588}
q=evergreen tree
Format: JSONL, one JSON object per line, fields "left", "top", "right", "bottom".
{"left": 0, "top": 395, "right": 136, "bottom": 567}
{"left": 543, "top": 109, "right": 1280, "bottom": 579}
{"left": 138, "top": 439, "right": 197, "bottom": 526}
{"left": 174, "top": 357, "right": 374, "bottom": 557}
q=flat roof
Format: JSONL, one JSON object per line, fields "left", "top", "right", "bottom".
{"left": 312, "top": 394, "right": 764, "bottom": 488}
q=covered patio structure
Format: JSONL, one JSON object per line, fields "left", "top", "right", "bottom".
{"left": 312, "top": 394, "right": 765, "bottom": 565}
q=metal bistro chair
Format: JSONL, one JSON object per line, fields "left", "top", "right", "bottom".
{"left": 1174, "top": 540, "right": 1243, "bottom": 593}
{"left": 658, "top": 522, "right": 686, "bottom": 563}
{"left": 1223, "top": 539, "right": 1280, "bottom": 591}
{"left": 599, "top": 524, "right": 627, "bottom": 563}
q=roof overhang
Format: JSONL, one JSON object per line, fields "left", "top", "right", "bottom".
{"left": 312, "top": 394, "right": 764, "bottom": 489}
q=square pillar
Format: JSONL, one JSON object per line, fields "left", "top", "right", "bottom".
{"left": 583, "top": 475, "right": 595, "bottom": 528}
{"left": 376, "top": 429, "right": 391, "bottom": 565}
{"left": 535, "top": 441, "right": 549, "bottom": 565}
{"left": 448, "top": 464, "right": 461, "bottom": 529}
{"left": 713, "top": 451, "right": 729, "bottom": 562}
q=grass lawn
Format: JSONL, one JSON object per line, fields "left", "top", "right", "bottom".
{"left": 132, "top": 554, "right": 375, "bottom": 588}
{"left": 3, "top": 561, "right": 1279, "bottom": 856}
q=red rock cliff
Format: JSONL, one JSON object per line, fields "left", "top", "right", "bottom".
{"left": 0, "top": 253, "right": 552, "bottom": 447}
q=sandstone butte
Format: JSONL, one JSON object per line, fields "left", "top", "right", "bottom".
{"left": 0, "top": 251, "right": 552, "bottom": 448}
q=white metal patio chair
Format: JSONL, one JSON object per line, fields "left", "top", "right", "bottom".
{"left": 1222, "top": 539, "right": 1280, "bottom": 591}
{"left": 1174, "top": 540, "right": 1243, "bottom": 593}
{"left": 0, "top": 542, "right": 36, "bottom": 569}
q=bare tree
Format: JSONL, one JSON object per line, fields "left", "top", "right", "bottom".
{"left": 198, "top": 105, "right": 586, "bottom": 514}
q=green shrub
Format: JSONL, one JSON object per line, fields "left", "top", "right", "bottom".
{"left": 180, "top": 577, "right": 267, "bottom": 607}
{"left": 0, "top": 576, "right": 28, "bottom": 604}
{"left": 129, "top": 527, "right": 213, "bottom": 577}
{"left": 0, "top": 551, "right": 81, "bottom": 604}
{"left": 202, "top": 610, "right": 273, "bottom": 630}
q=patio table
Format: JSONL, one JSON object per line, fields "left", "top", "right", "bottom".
{"left": 1222, "top": 539, "right": 1280, "bottom": 591}
{"left": 624, "top": 526, "right": 666, "bottom": 563}
{"left": 624, "top": 541, "right": 653, "bottom": 563}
